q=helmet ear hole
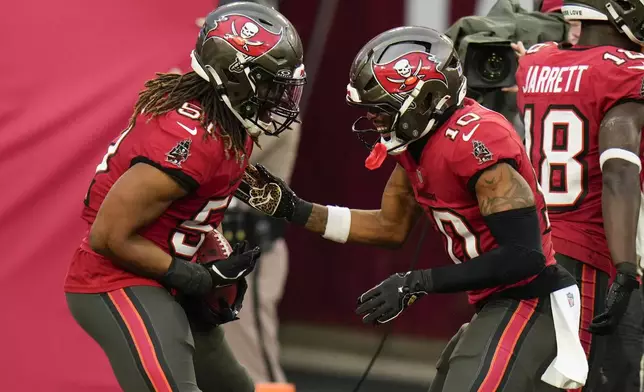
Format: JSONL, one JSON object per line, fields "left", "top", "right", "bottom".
{"left": 614, "top": 0, "right": 634, "bottom": 11}
{"left": 446, "top": 55, "right": 459, "bottom": 70}
{"left": 223, "top": 69, "right": 241, "bottom": 85}
{"left": 421, "top": 94, "right": 433, "bottom": 116}
{"left": 223, "top": 69, "right": 246, "bottom": 100}
{"left": 364, "top": 77, "right": 378, "bottom": 92}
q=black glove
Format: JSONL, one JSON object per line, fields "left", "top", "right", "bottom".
{"left": 235, "top": 164, "right": 312, "bottom": 225}
{"left": 179, "top": 277, "right": 249, "bottom": 331}
{"left": 204, "top": 240, "right": 261, "bottom": 288}
{"left": 589, "top": 262, "right": 640, "bottom": 335}
{"left": 356, "top": 271, "right": 428, "bottom": 325}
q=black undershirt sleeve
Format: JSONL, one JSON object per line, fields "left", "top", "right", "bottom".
{"left": 416, "top": 206, "right": 546, "bottom": 293}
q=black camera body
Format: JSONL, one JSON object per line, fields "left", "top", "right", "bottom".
{"left": 463, "top": 40, "right": 517, "bottom": 90}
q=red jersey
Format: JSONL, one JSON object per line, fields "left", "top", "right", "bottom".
{"left": 396, "top": 98, "right": 556, "bottom": 304}
{"left": 516, "top": 42, "right": 644, "bottom": 275}
{"left": 64, "top": 102, "right": 252, "bottom": 293}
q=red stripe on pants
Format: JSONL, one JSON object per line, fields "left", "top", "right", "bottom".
{"left": 108, "top": 289, "right": 173, "bottom": 392}
{"left": 568, "top": 265, "right": 597, "bottom": 392}
{"left": 579, "top": 264, "right": 596, "bottom": 357}
{"left": 477, "top": 298, "right": 539, "bottom": 392}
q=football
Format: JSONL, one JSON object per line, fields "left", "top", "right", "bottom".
{"left": 195, "top": 230, "right": 238, "bottom": 309}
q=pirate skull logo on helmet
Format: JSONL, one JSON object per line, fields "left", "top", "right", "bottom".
{"left": 240, "top": 22, "right": 259, "bottom": 39}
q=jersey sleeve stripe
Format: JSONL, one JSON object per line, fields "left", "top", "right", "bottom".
{"left": 131, "top": 156, "right": 200, "bottom": 193}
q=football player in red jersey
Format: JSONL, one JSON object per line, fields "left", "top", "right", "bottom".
{"left": 63, "top": 4, "right": 305, "bottom": 392}
{"left": 515, "top": 1, "right": 644, "bottom": 390}
{"left": 236, "top": 27, "right": 588, "bottom": 391}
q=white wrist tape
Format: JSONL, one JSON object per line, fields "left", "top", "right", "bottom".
{"left": 323, "top": 206, "right": 351, "bottom": 243}
{"left": 599, "top": 148, "right": 642, "bottom": 172}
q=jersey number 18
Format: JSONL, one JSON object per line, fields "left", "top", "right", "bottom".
{"left": 524, "top": 105, "right": 589, "bottom": 211}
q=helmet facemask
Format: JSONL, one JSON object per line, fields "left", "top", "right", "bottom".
{"left": 191, "top": 51, "right": 305, "bottom": 137}
{"left": 245, "top": 65, "right": 305, "bottom": 136}
{"left": 349, "top": 80, "right": 437, "bottom": 155}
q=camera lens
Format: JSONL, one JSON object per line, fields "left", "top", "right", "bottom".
{"left": 464, "top": 43, "right": 517, "bottom": 89}
{"left": 474, "top": 50, "right": 512, "bottom": 83}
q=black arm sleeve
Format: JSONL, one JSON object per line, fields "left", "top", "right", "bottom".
{"left": 417, "top": 206, "right": 546, "bottom": 294}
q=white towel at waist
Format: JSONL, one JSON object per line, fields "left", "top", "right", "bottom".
{"left": 541, "top": 284, "right": 588, "bottom": 389}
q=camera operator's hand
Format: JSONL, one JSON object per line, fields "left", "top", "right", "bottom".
{"left": 501, "top": 41, "right": 527, "bottom": 93}
{"left": 511, "top": 41, "right": 527, "bottom": 58}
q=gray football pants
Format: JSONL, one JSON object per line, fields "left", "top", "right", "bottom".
{"left": 428, "top": 296, "right": 562, "bottom": 392}
{"left": 66, "top": 285, "right": 254, "bottom": 392}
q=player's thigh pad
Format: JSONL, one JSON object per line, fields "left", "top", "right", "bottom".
{"left": 191, "top": 324, "right": 255, "bottom": 392}
{"left": 440, "top": 297, "right": 560, "bottom": 392}
{"left": 66, "top": 286, "right": 199, "bottom": 392}
{"left": 428, "top": 322, "right": 469, "bottom": 392}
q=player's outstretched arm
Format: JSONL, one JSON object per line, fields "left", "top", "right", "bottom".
{"left": 304, "top": 164, "right": 420, "bottom": 246}
{"left": 598, "top": 101, "right": 644, "bottom": 272}
{"left": 235, "top": 163, "right": 420, "bottom": 247}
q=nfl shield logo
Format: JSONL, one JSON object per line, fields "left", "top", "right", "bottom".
{"left": 566, "top": 292, "right": 574, "bottom": 307}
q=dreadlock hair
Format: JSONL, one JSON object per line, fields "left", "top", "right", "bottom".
{"left": 128, "top": 71, "right": 247, "bottom": 151}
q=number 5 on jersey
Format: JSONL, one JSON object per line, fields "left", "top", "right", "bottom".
{"left": 171, "top": 197, "right": 231, "bottom": 259}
